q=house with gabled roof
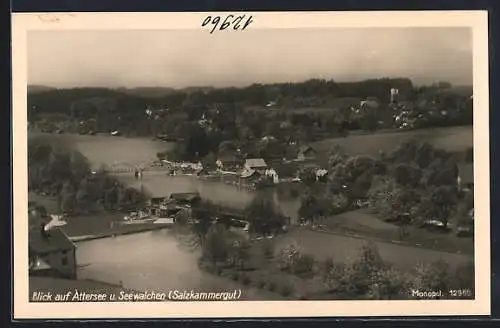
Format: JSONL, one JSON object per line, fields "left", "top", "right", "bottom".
{"left": 29, "top": 224, "right": 77, "bottom": 279}
{"left": 296, "top": 145, "right": 317, "bottom": 162}
{"left": 216, "top": 153, "right": 243, "bottom": 171}
{"left": 244, "top": 158, "right": 267, "bottom": 171}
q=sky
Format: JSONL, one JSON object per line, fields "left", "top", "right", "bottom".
{"left": 27, "top": 27, "right": 473, "bottom": 89}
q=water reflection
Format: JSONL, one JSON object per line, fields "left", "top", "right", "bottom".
{"left": 76, "top": 229, "right": 280, "bottom": 300}
{"left": 118, "top": 173, "right": 300, "bottom": 220}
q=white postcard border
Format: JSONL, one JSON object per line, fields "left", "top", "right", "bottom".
{"left": 12, "top": 11, "right": 490, "bottom": 319}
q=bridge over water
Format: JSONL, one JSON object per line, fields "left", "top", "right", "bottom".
{"left": 98, "top": 160, "right": 172, "bottom": 174}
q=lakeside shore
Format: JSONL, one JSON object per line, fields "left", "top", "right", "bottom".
{"left": 30, "top": 190, "right": 473, "bottom": 256}
{"left": 69, "top": 223, "right": 173, "bottom": 242}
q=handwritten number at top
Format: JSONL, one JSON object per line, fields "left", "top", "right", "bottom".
{"left": 202, "top": 15, "right": 254, "bottom": 34}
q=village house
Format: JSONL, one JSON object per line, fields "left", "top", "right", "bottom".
{"left": 457, "top": 163, "right": 474, "bottom": 192}
{"left": 29, "top": 255, "right": 54, "bottom": 278}
{"left": 315, "top": 168, "right": 329, "bottom": 182}
{"left": 296, "top": 145, "right": 317, "bottom": 162}
{"left": 29, "top": 224, "right": 77, "bottom": 279}
{"left": 355, "top": 97, "right": 381, "bottom": 113}
{"left": 360, "top": 97, "right": 380, "bottom": 109}
{"left": 146, "top": 196, "right": 178, "bottom": 217}
{"left": 240, "top": 168, "right": 261, "bottom": 182}
{"left": 216, "top": 154, "right": 243, "bottom": 172}
{"left": 244, "top": 158, "right": 267, "bottom": 172}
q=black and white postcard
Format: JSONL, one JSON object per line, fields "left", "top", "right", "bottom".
{"left": 12, "top": 11, "right": 490, "bottom": 318}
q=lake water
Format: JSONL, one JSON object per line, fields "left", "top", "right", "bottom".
{"left": 40, "top": 132, "right": 302, "bottom": 220}
{"left": 76, "top": 229, "right": 281, "bottom": 300}
{"left": 37, "top": 133, "right": 293, "bottom": 298}
{"left": 34, "top": 132, "right": 472, "bottom": 298}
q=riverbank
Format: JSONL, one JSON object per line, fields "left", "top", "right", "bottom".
{"left": 29, "top": 192, "right": 172, "bottom": 239}
{"left": 30, "top": 188, "right": 472, "bottom": 256}
{"left": 69, "top": 223, "right": 172, "bottom": 242}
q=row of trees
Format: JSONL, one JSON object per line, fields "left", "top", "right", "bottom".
{"left": 324, "top": 242, "right": 474, "bottom": 299}
{"left": 191, "top": 219, "right": 474, "bottom": 300}
{"left": 277, "top": 241, "right": 474, "bottom": 300}
{"left": 28, "top": 78, "right": 415, "bottom": 116}
{"left": 28, "top": 78, "right": 472, "bottom": 163}
{"left": 370, "top": 140, "right": 472, "bottom": 229}
{"left": 28, "top": 137, "right": 148, "bottom": 214}
{"left": 190, "top": 195, "right": 288, "bottom": 239}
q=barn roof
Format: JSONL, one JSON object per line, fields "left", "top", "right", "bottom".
{"left": 245, "top": 158, "right": 267, "bottom": 168}
{"left": 29, "top": 227, "right": 75, "bottom": 254}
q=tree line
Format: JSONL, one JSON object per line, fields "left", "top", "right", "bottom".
{"left": 28, "top": 78, "right": 472, "bottom": 165}
{"left": 186, "top": 214, "right": 474, "bottom": 300}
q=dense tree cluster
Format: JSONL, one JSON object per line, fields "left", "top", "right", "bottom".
{"left": 28, "top": 137, "right": 148, "bottom": 214}
{"left": 368, "top": 139, "right": 470, "bottom": 229}
{"left": 297, "top": 138, "right": 472, "bottom": 235}
{"left": 319, "top": 242, "right": 474, "bottom": 300}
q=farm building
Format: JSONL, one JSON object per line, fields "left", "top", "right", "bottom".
{"left": 244, "top": 158, "right": 267, "bottom": 171}
{"left": 240, "top": 168, "right": 261, "bottom": 180}
{"left": 146, "top": 196, "right": 179, "bottom": 217}
{"left": 216, "top": 154, "right": 243, "bottom": 171}
{"left": 296, "top": 145, "right": 317, "bottom": 162}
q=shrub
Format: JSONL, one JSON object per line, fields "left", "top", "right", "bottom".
{"left": 201, "top": 262, "right": 215, "bottom": 273}
{"left": 240, "top": 274, "right": 251, "bottom": 286}
{"left": 276, "top": 242, "right": 302, "bottom": 271}
{"left": 280, "top": 283, "right": 294, "bottom": 297}
{"left": 293, "top": 254, "right": 315, "bottom": 276}
{"left": 262, "top": 239, "right": 275, "bottom": 259}
{"left": 231, "top": 272, "right": 239, "bottom": 281}
{"left": 267, "top": 282, "right": 276, "bottom": 292}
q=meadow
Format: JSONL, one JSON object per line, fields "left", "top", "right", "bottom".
{"left": 311, "top": 125, "right": 473, "bottom": 159}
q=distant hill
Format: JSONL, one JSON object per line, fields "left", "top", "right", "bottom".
{"left": 28, "top": 85, "right": 57, "bottom": 94}
{"left": 182, "top": 86, "right": 216, "bottom": 94}
{"left": 444, "top": 85, "right": 473, "bottom": 97}
{"left": 427, "top": 85, "right": 473, "bottom": 97}
{"left": 115, "top": 87, "right": 178, "bottom": 98}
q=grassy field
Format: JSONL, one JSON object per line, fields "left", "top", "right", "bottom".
{"left": 273, "top": 227, "right": 472, "bottom": 271}
{"left": 322, "top": 210, "right": 474, "bottom": 255}
{"left": 199, "top": 218, "right": 473, "bottom": 300}
{"left": 311, "top": 125, "right": 473, "bottom": 158}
